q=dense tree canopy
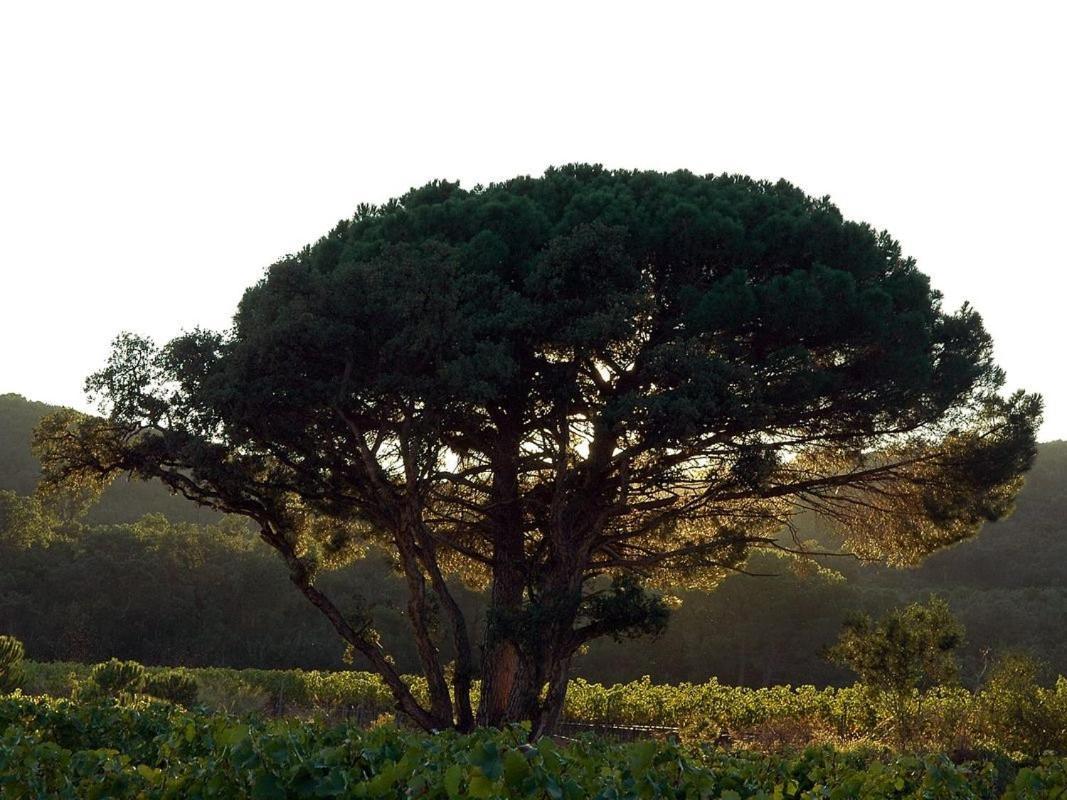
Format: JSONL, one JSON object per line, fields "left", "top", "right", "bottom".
{"left": 35, "top": 166, "right": 1040, "bottom": 734}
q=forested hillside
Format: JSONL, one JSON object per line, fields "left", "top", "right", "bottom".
{"left": 2, "top": 392, "right": 1065, "bottom": 684}
{"left": 0, "top": 394, "right": 218, "bottom": 525}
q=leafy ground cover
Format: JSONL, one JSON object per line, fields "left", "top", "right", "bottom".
{"left": 2, "top": 693, "right": 1067, "bottom": 799}
{"left": 21, "top": 662, "right": 1067, "bottom": 756}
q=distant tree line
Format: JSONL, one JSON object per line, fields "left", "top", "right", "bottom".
{"left": 3, "top": 495, "right": 1067, "bottom": 685}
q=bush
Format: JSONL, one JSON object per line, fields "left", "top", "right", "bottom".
{"left": 143, "top": 668, "right": 198, "bottom": 706}
{"left": 87, "top": 658, "right": 146, "bottom": 699}
{"left": 825, "top": 597, "right": 964, "bottom": 746}
{"left": 0, "top": 635, "right": 25, "bottom": 693}
{"left": 193, "top": 671, "right": 270, "bottom": 716}
{"left": 980, "top": 653, "right": 1067, "bottom": 755}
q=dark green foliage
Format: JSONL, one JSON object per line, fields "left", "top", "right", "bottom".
{"left": 577, "top": 551, "right": 861, "bottom": 687}
{"left": 0, "top": 395, "right": 54, "bottom": 495}
{"left": 0, "top": 635, "right": 25, "bottom": 693}
{"left": 579, "top": 575, "right": 670, "bottom": 643}
{"left": 33, "top": 167, "right": 1040, "bottom": 730}
{"left": 826, "top": 597, "right": 964, "bottom": 745}
{"left": 0, "top": 490, "right": 53, "bottom": 548}
{"left": 18, "top": 169, "right": 1041, "bottom": 733}
{"left": 2, "top": 693, "right": 1067, "bottom": 797}
{"left": 0, "top": 512, "right": 463, "bottom": 674}
{"left": 18, "top": 658, "right": 1067, "bottom": 757}
{"left": 143, "top": 668, "right": 198, "bottom": 706}
{"left": 980, "top": 653, "right": 1067, "bottom": 754}
{"left": 87, "top": 658, "right": 146, "bottom": 698}
{"left": 0, "top": 514, "right": 464, "bottom": 676}
{"left": 489, "top": 575, "right": 669, "bottom": 653}
{"left": 826, "top": 597, "right": 963, "bottom": 694}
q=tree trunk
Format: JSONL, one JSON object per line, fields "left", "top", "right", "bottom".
{"left": 478, "top": 562, "right": 583, "bottom": 733}
{"left": 477, "top": 413, "right": 529, "bottom": 728}
{"left": 414, "top": 525, "right": 476, "bottom": 732}
{"left": 479, "top": 628, "right": 571, "bottom": 734}
{"left": 477, "top": 559, "right": 526, "bottom": 727}
{"left": 394, "top": 521, "right": 454, "bottom": 726}
{"left": 262, "top": 523, "right": 447, "bottom": 732}
{"left": 531, "top": 655, "right": 572, "bottom": 739}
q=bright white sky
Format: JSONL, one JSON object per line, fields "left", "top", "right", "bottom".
{"left": 2, "top": 2, "right": 1064, "bottom": 438}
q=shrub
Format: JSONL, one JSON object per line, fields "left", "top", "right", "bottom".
{"left": 825, "top": 597, "right": 963, "bottom": 746}
{"left": 0, "top": 635, "right": 25, "bottom": 693}
{"left": 144, "top": 668, "right": 198, "bottom": 706}
{"left": 87, "top": 658, "right": 146, "bottom": 699}
{"left": 194, "top": 671, "right": 270, "bottom": 716}
{"left": 980, "top": 653, "right": 1067, "bottom": 755}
